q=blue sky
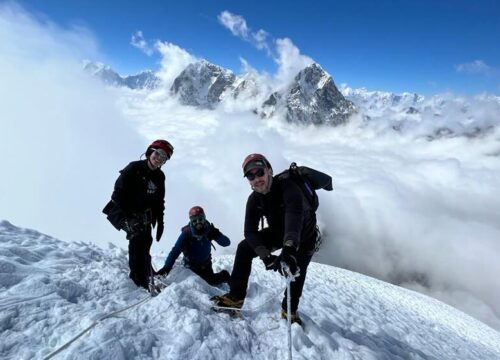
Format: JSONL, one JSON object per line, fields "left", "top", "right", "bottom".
{"left": 15, "top": 0, "right": 500, "bottom": 95}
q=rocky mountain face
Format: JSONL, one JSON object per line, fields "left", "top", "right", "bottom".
{"left": 84, "top": 59, "right": 500, "bottom": 133}
{"left": 83, "top": 61, "right": 160, "bottom": 90}
{"left": 169, "top": 61, "right": 356, "bottom": 125}
{"left": 85, "top": 59, "right": 356, "bottom": 125}
{"left": 261, "top": 63, "right": 356, "bottom": 125}
{"left": 170, "top": 60, "right": 236, "bottom": 109}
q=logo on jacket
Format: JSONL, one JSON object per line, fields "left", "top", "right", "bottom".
{"left": 147, "top": 180, "right": 157, "bottom": 195}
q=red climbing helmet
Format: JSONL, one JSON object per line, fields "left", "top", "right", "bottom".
{"left": 189, "top": 206, "right": 205, "bottom": 218}
{"left": 242, "top": 153, "right": 271, "bottom": 177}
{"left": 146, "top": 139, "right": 174, "bottom": 159}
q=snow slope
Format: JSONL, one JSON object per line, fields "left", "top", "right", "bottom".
{"left": 1, "top": 221, "right": 499, "bottom": 360}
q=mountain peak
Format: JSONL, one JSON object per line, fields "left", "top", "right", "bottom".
{"left": 170, "top": 60, "right": 236, "bottom": 109}
{"left": 260, "top": 62, "right": 356, "bottom": 125}
{"left": 83, "top": 61, "right": 161, "bottom": 90}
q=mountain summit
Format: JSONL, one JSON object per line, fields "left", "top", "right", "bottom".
{"left": 84, "top": 60, "right": 355, "bottom": 125}
{"left": 261, "top": 63, "right": 356, "bottom": 125}
{"left": 170, "top": 60, "right": 236, "bottom": 109}
{"left": 84, "top": 61, "right": 161, "bottom": 90}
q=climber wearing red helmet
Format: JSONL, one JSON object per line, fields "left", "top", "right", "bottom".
{"left": 103, "top": 139, "right": 174, "bottom": 292}
{"left": 155, "top": 206, "right": 231, "bottom": 286}
{"left": 212, "top": 153, "right": 318, "bottom": 325}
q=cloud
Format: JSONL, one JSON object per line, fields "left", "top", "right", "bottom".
{"left": 274, "top": 38, "right": 314, "bottom": 88}
{"left": 455, "top": 60, "right": 499, "bottom": 76}
{"left": 130, "top": 30, "right": 155, "bottom": 56}
{"left": 0, "top": 2, "right": 144, "bottom": 249}
{"left": 154, "top": 41, "right": 198, "bottom": 88}
{"left": 218, "top": 11, "right": 270, "bottom": 54}
{"left": 217, "top": 11, "right": 313, "bottom": 88}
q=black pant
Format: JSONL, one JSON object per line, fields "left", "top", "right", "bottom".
{"left": 187, "top": 260, "right": 230, "bottom": 286}
{"left": 128, "top": 226, "right": 153, "bottom": 289}
{"left": 229, "top": 229, "right": 315, "bottom": 313}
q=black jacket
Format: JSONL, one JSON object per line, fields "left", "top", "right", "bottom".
{"left": 104, "top": 160, "right": 165, "bottom": 230}
{"left": 244, "top": 176, "right": 317, "bottom": 259}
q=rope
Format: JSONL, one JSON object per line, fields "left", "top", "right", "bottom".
{"left": 43, "top": 294, "right": 152, "bottom": 359}
{"left": 282, "top": 264, "right": 299, "bottom": 360}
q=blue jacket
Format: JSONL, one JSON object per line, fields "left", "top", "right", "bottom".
{"left": 163, "top": 222, "right": 230, "bottom": 273}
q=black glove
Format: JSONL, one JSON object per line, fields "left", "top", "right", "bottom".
{"left": 262, "top": 254, "right": 279, "bottom": 271}
{"left": 122, "top": 218, "right": 142, "bottom": 240}
{"left": 156, "top": 221, "right": 164, "bottom": 242}
{"left": 274, "top": 246, "right": 298, "bottom": 276}
{"left": 155, "top": 266, "right": 169, "bottom": 276}
{"left": 207, "top": 223, "right": 221, "bottom": 240}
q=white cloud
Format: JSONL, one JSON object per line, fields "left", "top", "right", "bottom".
{"left": 217, "top": 12, "right": 313, "bottom": 88}
{"left": 130, "top": 30, "right": 154, "bottom": 56}
{"left": 0, "top": 2, "right": 144, "bottom": 248}
{"left": 455, "top": 59, "right": 498, "bottom": 76}
{"left": 218, "top": 11, "right": 270, "bottom": 54}
{"left": 154, "top": 41, "right": 198, "bottom": 88}
{"left": 273, "top": 38, "right": 314, "bottom": 88}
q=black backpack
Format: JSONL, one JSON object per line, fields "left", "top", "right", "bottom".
{"left": 276, "top": 162, "right": 333, "bottom": 211}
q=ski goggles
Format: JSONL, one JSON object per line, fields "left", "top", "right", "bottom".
{"left": 245, "top": 167, "right": 265, "bottom": 181}
{"left": 153, "top": 148, "right": 170, "bottom": 163}
{"left": 190, "top": 215, "right": 206, "bottom": 225}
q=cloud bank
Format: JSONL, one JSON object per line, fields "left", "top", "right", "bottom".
{"left": 0, "top": 3, "right": 144, "bottom": 248}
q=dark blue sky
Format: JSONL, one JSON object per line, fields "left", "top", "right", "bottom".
{"left": 17, "top": 0, "right": 500, "bottom": 95}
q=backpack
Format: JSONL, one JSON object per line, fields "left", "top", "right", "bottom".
{"left": 276, "top": 162, "right": 333, "bottom": 211}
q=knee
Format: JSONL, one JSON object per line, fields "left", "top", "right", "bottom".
{"left": 237, "top": 239, "right": 253, "bottom": 254}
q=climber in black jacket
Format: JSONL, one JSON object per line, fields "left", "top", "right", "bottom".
{"left": 103, "top": 139, "right": 173, "bottom": 290}
{"left": 212, "top": 154, "right": 318, "bottom": 325}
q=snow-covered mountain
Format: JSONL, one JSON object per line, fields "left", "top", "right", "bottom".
{"left": 83, "top": 59, "right": 500, "bottom": 133}
{"left": 84, "top": 61, "right": 161, "bottom": 90}
{"left": 170, "top": 60, "right": 236, "bottom": 109}
{"left": 170, "top": 61, "right": 356, "bottom": 125}
{"left": 2, "top": 220, "right": 500, "bottom": 360}
{"left": 261, "top": 63, "right": 356, "bottom": 125}
{"left": 340, "top": 85, "right": 500, "bottom": 139}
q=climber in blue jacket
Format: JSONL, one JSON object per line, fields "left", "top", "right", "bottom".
{"left": 156, "top": 206, "right": 231, "bottom": 285}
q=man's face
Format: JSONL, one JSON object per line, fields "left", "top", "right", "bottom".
{"left": 246, "top": 167, "right": 271, "bottom": 194}
{"left": 190, "top": 215, "right": 206, "bottom": 231}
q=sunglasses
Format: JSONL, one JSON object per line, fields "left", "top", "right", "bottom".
{"left": 245, "top": 168, "right": 265, "bottom": 181}
{"left": 153, "top": 148, "right": 170, "bottom": 163}
{"left": 190, "top": 215, "right": 206, "bottom": 224}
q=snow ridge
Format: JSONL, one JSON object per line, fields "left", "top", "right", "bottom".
{"left": 1, "top": 221, "right": 500, "bottom": 359}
